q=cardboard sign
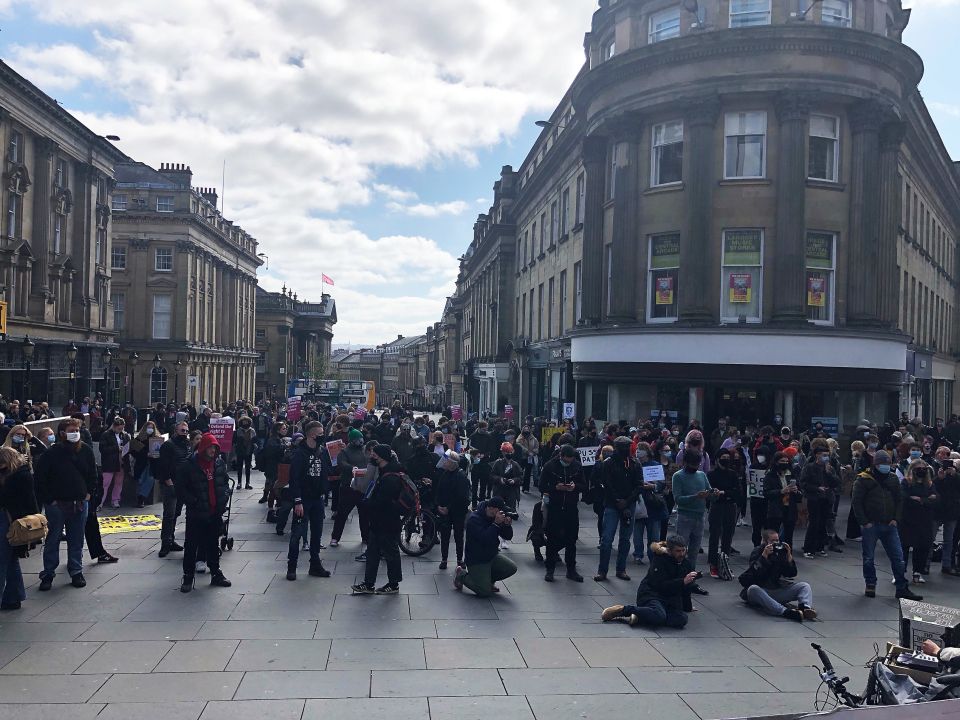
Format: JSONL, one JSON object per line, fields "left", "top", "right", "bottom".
{"left": 286, "top": 396, "right": 302, "bottom": 423}
{"left": 209, "top": 417, "right": 235, "bottom": 454}
{"left": 503, "top": 405, "right": 514, "bottom": 419}
{"left": 899, "top": 599, "right": 960, "bottom": 650}
{"left": 578, "top": 446, "right": 599, "bottom": 467}
{"left": 451, "top": 405, "right": 462, "bottom": 421}
{"left": 748, "top": 468, "right": 766, "bottom": 499}
{"left": 541, "top": 426, "right": 559, "bottom": 445}
{"left": 354, "top": 406, "right": 368, "bottom": 420}
{"left": 811, "top": 416, "right": 839, "bottom": 436}
{"left": 563, "top": 403, "right": 576, "bottom": 420}
{"left": 147, "top": 436, "right": 164, "bottom": 459}
{"left": 98, "top": 514, "right": 161, "bottom": 536}
{"left": 326, "top": 440, "right": 344, "bottom": 467}
{"left": 642, "top": 465, "right": 665, "bottom": 483}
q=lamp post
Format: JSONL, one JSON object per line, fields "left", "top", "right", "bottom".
{"left": 66, "top": 342, "right": 78, "bottom": 405}
{"left": 102, "top": 348, "right": 112, "bottom": 408}
{"left": 21, "top": 335, "right": 34, "bottom": 402}
{"left": 174, "top": 355, "right": 182, "bottom": 405}
{"left": 128, "top": 351, "right": 139, "bottom": 407}
{"left": 152, "top": 353, "right": 162, "bottom": 405}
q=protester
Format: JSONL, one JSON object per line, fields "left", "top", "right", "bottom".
{"left": 132, "top": 419, "right": 161, "bottom": 508}
{"left": 99, "top": 417, "right": 130, "bottom": 509}
{"left": 0, "top": 446, "right": 38, "bottom": 610}
{"left": 352, "top": 444, "right": 404, "bottom": 595}
{"left": 286, "top": 421, "right": 332, "bottom": 581}
{"left": 539, "top": 444, "right": 586, "bottom": 583}
{"left": 157, "top": 420, "right": 190, "bottom": 557}
{"left": 329, "top": 428, "right": 367, "bottom": 548}
{"left": 671, "top": 449, "right": 711, "bottom": 595}
{"left": 899, "top": 460, "right": 938, "bottom": 585}
{"left": 234, "top": 415, "right": 257, "bottom": 490}
{"left": 455, "top": 496, "right": 516, "bottom": 596}
{"left": 707, "top": 446, "right": 740, "bottom": 578}
{"left": 435, "top": 450, "right": 471, "bottom": 570}
{"left": 595, "top": 436, "right": 641, "bottom": 582}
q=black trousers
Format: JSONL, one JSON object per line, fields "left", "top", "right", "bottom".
{"left": 750, "top": 497, "right": 767, "bottom": 547}
{"left": 438, "top": 510, "right": 467, "bottom": 564}
{"left": 545, "top": 507, "right": 579, "bottom": 572}
{"left": 364, "top": 526, "right": 402, "bottom": 587}
{"left": 84, "top": 504, "right": 106, "bottom": 558}
{"left": 160, "top": 482, "right": 183, "bottom": 548}
{"left": 708, "top": 502, "right": 737, "bottom": 566}
{"left": 471, "top": 461, "right": 491, "bottom": 504}
{"left": 803, "top": 497, "right": 828, "bottom": 554}
{"left": 236, "top": 455, "right": 253, "bottom": 486}
{"left": 183, "top": 513, "right": 221, "bottom": 577}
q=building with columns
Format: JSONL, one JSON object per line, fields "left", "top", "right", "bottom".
{"left": 0, "top": 60, "right": 125, "bottom": 405}
{"left": 110, "top": 161, "right": 262, "bottom": 408}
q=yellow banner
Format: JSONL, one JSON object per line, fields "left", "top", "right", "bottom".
{"left": 98, "top": 514, "right": 162, "bottom": 535}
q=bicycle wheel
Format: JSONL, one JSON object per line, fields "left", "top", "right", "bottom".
{"left": 399, "top": 509, "right": 437, "bottom": 556}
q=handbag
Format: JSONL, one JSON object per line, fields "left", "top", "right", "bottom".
{"left": 6, "top": 512, "right": 48, "bottom": 547}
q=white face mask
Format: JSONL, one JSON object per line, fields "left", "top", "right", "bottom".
{"left": 66, "top": 431, "right": 81, "bottom": 443}
{"left": 757, "top": 455, "right": 767, "bottom": 464}
{"left": 146, "top": 428, "right": 155, "bottom": 435}
{"left": 47, "top": 435, "right": 56, "bottom": 444}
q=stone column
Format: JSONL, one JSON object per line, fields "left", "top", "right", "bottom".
{"left": 878, "top": 120, "right": 907, "bottom": 330}
{"left": 31, "top": 137, "right": 56, "bottom": 297}
{"left": 772, "top": 93, "right": 811, "bottom": 323}
{"left": 608, "top": 115, "right": 642, "bottom": 323}
{"left": 846, "top": 100, "right": 883, "bottom": 327}
{"left": 679, "top": 97, "right": 721, "bottom": 325}
{"left": 580, "top": 135, "right": 608, "bottom": 324}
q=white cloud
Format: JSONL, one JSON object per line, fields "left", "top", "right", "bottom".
{"left": 5, "top": 0, "right": 596, "bottom": 343}
{"left": 929, "top": 101, "right": 960, "bottom": 118}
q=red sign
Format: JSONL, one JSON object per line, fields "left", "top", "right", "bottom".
{"left": 503, "top": 405, "right": 514, "bottom": 419}
{"left": 451, "top": 405, "right": 462, "bottom": 421}
{"left": 208, "top": 417, "right": 235, "bottom": 454}
{"left": 286, "top": 396, "right": 302, "bottom": 423}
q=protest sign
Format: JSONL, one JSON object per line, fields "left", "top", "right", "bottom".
{"left": 748, "top": 468, "right": 766, "bottom": 498}
{"left": 98, "top": 515, "right": 162, "bottom": 536}
{"left": 642, "top": 465, "right": 666, "bottom": 483}
{"left": 577, "top": 446, "right": 599, "bottom": 467}
{"left": 286, "top": 396, "right": 302, "bottom": 423}
{"left": 326, "top": 439, "right": 344, "bottom": 467}
{"left": 451, "top": 405, "right": 462, "bottom": 421}
{"left": 209, "top": 417, "right": 235, "bottom": 454}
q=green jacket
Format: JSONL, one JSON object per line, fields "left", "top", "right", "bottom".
{"left": 852, "top": 469, "right": 902, "bottom": 526}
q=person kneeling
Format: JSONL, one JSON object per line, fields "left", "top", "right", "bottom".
{"left": 600, "top": 535, "right": 695, "bottom": 629}
{"left": 455, "top": 497, "right": 517, "bottom": 597}
{"left": 738, "top": 529, "right": 816, "bottom": 622}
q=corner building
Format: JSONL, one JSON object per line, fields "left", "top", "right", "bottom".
{"left": 503, "top": 0, "right": 958, "bottom": 429}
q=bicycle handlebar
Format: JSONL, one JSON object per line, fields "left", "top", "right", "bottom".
{"left": 811, "top": 643, "right": 835, "bottom": 673}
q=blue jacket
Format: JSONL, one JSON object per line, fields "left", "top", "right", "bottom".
{"left": 464, "top": 500, "right": 514, "bottom": 566}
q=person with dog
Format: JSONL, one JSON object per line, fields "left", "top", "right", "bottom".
{"left": 454, "top": 496, "right": 516, "bottom": 597}
{"left": 739, "top": 528, "right": 817, "bottom": 621}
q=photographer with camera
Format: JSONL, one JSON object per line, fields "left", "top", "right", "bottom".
{"left": 454, "top": 496, "right": 516, "bottom": 597}
{"left": 600, "top": 535, "right": 696, "bottom": 629}
{"left": 490, "top": 442, "right": 523, "bottom": 519}
{"left": 739, "top": 528, "right": 816, "bottom": 622}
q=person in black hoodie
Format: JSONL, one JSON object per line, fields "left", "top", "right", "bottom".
{"left": 749, "top": 444, "right": 775, "bottom": 547}
{"left": 707, "top": 447, "right": 740, "bottom": 578}
{"left": 435, "top": 450, "right": 471, "bottom": 570}
{"left": 763, "top": 450, "right": 801, "bottom": 546}
{"left": 800, "top": 439, "right": 841, "bottom": 558}
{"left": 540, "top": 444, "right": 587, "bottom": 583}
{"left": 35, "top": 417, "right": 98, "bottom": 591}
{"left": 738, "top": 528, "right": 815, "bottom": 622}
{"left": 286, "top": 421, "right": 332, "bottom": 581}
{"left": 600, "top": 535, "right": 695, "bottom": 628}
{"left": 352, "top": 444, "right": 404, "bottom": 595}
{"left": 0, "top": 446, "right": 39, "bottom": 610}
{"left": 455, "top": 496, "right": 516, "bottom": 596}
{"left": 177, "top": 433, "right": 232, "bottom": 593}
{"left": 595, "top": 436, "right": 642, "bottom": 582}
{"left": 158, "top": 421, "right": 191, "bottom": 557}
{"left": 468, "top": 421, "right": 495, "bottom": 507}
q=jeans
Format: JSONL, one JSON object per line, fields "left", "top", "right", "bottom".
{"left": 675, "top": 512, "right": 705, "bottom": 570}
{"left": 364, "top": 527, "right": 402, "bottom": 587}
{"left": 183, "top": 513, "right": 221, "bottom": 577}
{"left": 633, "top": 517, "right": 662, "bottom": 561}
{"left": 101, "top": 470, "right": 124, "bottom": 507}
{"left": 438, "top": 509, "right": 467, "bottom": 564}
{"left": 598, "top": 506, "right": 635, "bottom": 576}
{"left": 943, "top": 520, "right": 958, "bottom": 570}
{"left": 745, "top": 582, "right": 814, "bottom": 616}
{"left": 621, "top": 599, "right": 687, "bottom": 628}
{"left": 462, "top": 554, "right": 517, "bottom": 597}
{"left": 288, "top": 499, "right": 325, "bottom": 568}
{"left": 137, "top": 466, "right": 155, "bottom": 501}
{"left": 861, "top": 522, "right": 908, "bottom": 589}
{"left": 160, "top": 482, "right": 183, "bottom": 547}
{"left": 0, "top": 513, "right": 26, "bottom": 606}
{"left": 42, "top": 501, "right": 88, "bottom": 580}
{"left": 708, "top": 502, "right": 737, "bottom": 566}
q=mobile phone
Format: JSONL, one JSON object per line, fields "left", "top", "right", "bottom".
{"left": 694, "top": 571, "right": 703, "bottom": 579}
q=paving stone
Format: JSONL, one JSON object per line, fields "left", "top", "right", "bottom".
{"left": 514, "top": 638, "right": 587, "bottom": 668}
{"left": 97, "top": 702, "right": 206, "bottom": 720}
{"left": 231, "top": 593, "right": 336, "bottom": 620}
{"left": 720, "top": 619, "right": 825, "bottom": 638}
{"left": 535, "top": 619, "right": 658, "bottom": 638}
{"left": 75, "top": 640, "right": 173, "bottom": 673}
{"left": 0, "top": 704, "right": 105, "bottom": 720}
{"left": 91, "top": 672, "right": 243, "bottom": 702}
{"left": 751, "top": 666, "right": 829, "bottom": 692}
{"left": 303, "top": 697, "right": 429, "bottom": 720}
{"left": 424, "top": 639, "right": 526, "bottom": 669}
{"left": 226, "top": 639, "right": 332, "bottom": 671}
{"left": 499, "top": 667, "right": 635, "bottom": 695}
{"left": 327, "top": 638, "right": 425, "bottom": 670}
{"left": 648, "top": 637, "right": 769, "bottom": 666}
{"left": 810, "top": 621, "right": 900, "bottom": 638}
{"left": 330, "top": 593, "right": 411, "bottom": 620}
{"left": 30, "top": 594, "right": 148, "bottom": 622}
{"left": 313, "top": 620, "right": 437, "bottom": 639}
{"left": 371, "top": 668, "right": 505, "bottom": 697}
{"left": 622, "top": 666, "right": 776, "bottom": 693}
{"left": 429, "top": 695, "right": 534, "bottom": 720}
{"left": 0, "top": 622, "right": 91, "bottom": 642}
{"left": 570, "top": 637, "right": 670, "bottom": 667}
{"left": 0, "top": 674, "right": 109, "bottom": 703}
{"left": 77, "top": 621, "right": 202, "bottom": 641}
{"left": 680, "top": 691, "right": 817, "bottom": 720}
{"left": 234, "top": 670, "right": 370, "bottom": 699}
{"left": 201, "top": 700, "right": 305, "bottom": 720}
{"left": 0, "top": 643, "right": 28, "bottom": 668}
{"left": 737, "top": 637, "right": 853, "bottom": 667}
{"left": 436, "top": 620, "right": 543, "bottom": 638}
{"left": 196, "top": 620, "right": 317, "bottom": 639}
{"left": 126, "top": 591, "right": 242, "bottom": 621}
{"left": 154, "top": 639, "right": 241, "bottom": 672}
{"left": 528, "top": 693, "right": 699, "bottom": 720}
{"left": 0, "top": 641, "right": 101, "bottom": 675}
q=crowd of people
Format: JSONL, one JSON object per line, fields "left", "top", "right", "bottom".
{"left": 1, "top": 393, "right": 959, "bottom": 632}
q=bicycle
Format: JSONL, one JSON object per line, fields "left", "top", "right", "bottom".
{"left": 398, "top": 506, "right": 438, "bottom": 556}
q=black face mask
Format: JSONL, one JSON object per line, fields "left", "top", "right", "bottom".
{"left": 717, "top": 458, "right": 729, "bottom": 467}
{"left": 777, "top": 464, "right": 790, "bottom": 472}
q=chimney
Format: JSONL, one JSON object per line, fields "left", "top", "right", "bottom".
{"left": 157, "top": 162, "right": 193, "bottom": 189}
{"left": 397, "top": 334, "right": 404, "bottom": 341}
{"left": 200, "top": 187, "right": 218, "bottom": 209}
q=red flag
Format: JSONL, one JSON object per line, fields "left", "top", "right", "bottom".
{"left": 322, "top": 274, "right": 334, "bottom": 286}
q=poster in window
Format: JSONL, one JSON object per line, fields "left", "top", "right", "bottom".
{"left": 650, "top": 234, "right": 680, "bottom": 269}
{"left": 729, "top": 273, "right": 752, "bottom": 303}
{"left": 805, "top": 233, "right": 833, "bottom": 269}
{"left": 655, "top": 276, "right": 674, "bottom": 305}
{"left": 723, "top": 230, "right": 762, "bottom": 265}
{"left": 807, "top": 275, "right": 826, "bottom": 307}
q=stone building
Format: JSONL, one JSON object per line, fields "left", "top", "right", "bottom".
{"left": 110, "top": 161, "right": 262, "bottom": 408}
{"left": 254, "top": 286, "right": 337, "bottom": 400}
{"left": 0, "top": 60, "right": 125, "bottom": 404}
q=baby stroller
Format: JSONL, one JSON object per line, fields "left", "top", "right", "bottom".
{"left": 219, "top": 477, "right": 236, "bottom": 552}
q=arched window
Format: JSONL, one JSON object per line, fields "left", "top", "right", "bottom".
{"left": 150, "top": 367, "right": 168, "bottom": 405}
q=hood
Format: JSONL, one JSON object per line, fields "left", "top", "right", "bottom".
{"left": 684, "top": 429, "right": 704, "bottom": 446}
{"left": 650, "top": 541, "right": 669, "bottom": 556}
{"left": 197, "top": 432, "right": 220, "bottom": 457}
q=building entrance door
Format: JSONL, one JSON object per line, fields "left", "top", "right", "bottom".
{"left": 710, "top": 387, "right": 776, "bottom": 433}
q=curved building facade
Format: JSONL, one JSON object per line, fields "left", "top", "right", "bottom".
{"left": 451, "top": 0, "right": 959, "bottom": 429}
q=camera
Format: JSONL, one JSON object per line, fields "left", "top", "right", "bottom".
{"left": 772, "top": 542, "right": 785, "bottom": 551}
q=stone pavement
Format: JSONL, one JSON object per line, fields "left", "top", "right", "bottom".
{"left": 1, "top": 468, "right": 955, "bottom": 720}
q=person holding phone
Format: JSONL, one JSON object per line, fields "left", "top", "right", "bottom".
{"left": 671, "top": 450, "right": 712, "bottom": 595}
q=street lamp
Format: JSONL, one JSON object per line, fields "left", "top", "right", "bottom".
{"left": 21, "top": 335, "right": 34, "bottom": 402}
{"left": 152, "top": 354, "right": 162, "bottom": 406}
{"left": 102, "top": 348, "right": 112, "bottom": 408}
{"left": 174, "top": 355, "right": 182, "bottom": 405}
{"left": 67, "top": 342, "right": 78, "bottom": 405}
{"left": 128, "top": 351, "right": 139, "bottom": 407}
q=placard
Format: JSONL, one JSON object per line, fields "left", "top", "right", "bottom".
{"left": 642, "top": 465, "right": 665, "bottom": 483}
{"left": 748, "top": 468, "right": 765, "bottom": 499}
{"left": 451, "top": 405, "right": 463, "bottom": 421}
{"left": 541, "top": 426, "right": 559, "bottom": 445}
{"left": 286, "top": 396, "right": 302, "bottom": 423}
{"left": 326, "top": 439, "right": 344, "bottom": 467}
{"left": 729, "top": 273, "right": 752, "bottom": 303}
{"left": 147, "top": 435, "right": 164, "bottom": 459}
{"left": 899, "top": 599, "right": 960, "bottom": 650}
{"left": 578, "top": 446, "right": 599, "bottom": 467}
{"left": 208, "top": 416, "right": 235, "bottom": 454}
{"left": 443, "top": 433, "right": 457, "bottom": 450}
{"left": 503, "top": 405, "right": 514, "bottom": 419}
{"left": 811, "top": 416, "right": 839, "bottom": 436}
{"left": 563, "top": 403, "right": 576, "bottom": 420}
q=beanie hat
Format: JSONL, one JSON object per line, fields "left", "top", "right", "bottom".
{"left": 348, "top": 428, "right": 363, "bottom": 443}
{"left": 783, "top": 446, "right": 799, "bottom": 459}
{"left": 874, "top": 450, "right": 892, "bottom": 463}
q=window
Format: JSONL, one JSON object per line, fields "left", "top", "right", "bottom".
{"left": 721, "top": 229, "right": 763, "bottom": 322}
{"left": 55, "top": 159, "right": 67, "bottom": 187}
{"left": 603, "top": 39, "right": 616, "bottom": 61}
{"left": 521, "top": 293, "right": 527, "bottom": 338}
{"left": 560, "top": 189, "right": 569, "bottom": 237}
{"left": 155, "top": 247, "right": 173, "bottom": 271}
{"left": 522, "top": 230, "right": 529, "bottom": 266}
{"left": 574, "top": 262, "right": 583, "bottom": 323}
{"left": 809, "top": 114, "right": 839, "bottom": 182}
{"left": 649, "top": 7, "right": 681, "bottom": 43}
{"left": 256, "top": 328, "right": 266, "bottom": 340}
{"left": 537, "top": 283, "right": 544, "bottom": 340}
{"left": 150, "top": 367, "right": 168, "bottom": 405}
{"left": 156, "top": 196, "right": 174, "bottom": 213}
{"left": 805, "top": 232, "right": 835, "bottom": 324}
{"left": 575, "top": 173, "right": 585, "bottom": 225}
{"left": 821, "top": 0, "right": 851, "bottom": 27}
{"left": 607, "top": 145, "right": 618, "bottom": 200}
{"left": 110, "top": 365, "right": 122, "bottom": 396}
{"left": 7, "top": 131, "right": 21, "bottom": 163}
{"left": 651, "top": 121, "right": 684, "bottom": 186}
{"left": 547, "top": 277, "right": 555, "bottom": 338}
{"left": 96, "top": 227, "right": 105, "bottom": 265}
{"left": 111, "top": 291, "right": 126, "bottom": 331}
{"left": 539, "top": 212, "right": 546, "bottom": 255}
{"left": 559, "top": 269, "right": 567, "bottom": 333}
{"left": 112, "top": 194, "right": 128, "bottom": 211}
{"left": 724, "top": 111, "right": 767, "bottom": 179}
{"left": 531, "top": 221, "right": 537, "bottom": 261}
{"left": 528, "top": 289, "right": 535, "bottom": 338}
{"left": 550, "top": 201, "right": 558, "bottom": 245}
{"left": 606, "top": 245, "right": 613, "bottom": 314}
{"left": 648, "top": 234, "right": 680, "bottom": 322}
{"left": 111, "top": 245, "right": 126, "bottom": 270}
{"left": 5, "top": 193, "right": 17, "bottom": 237}
{"left": 53, "top": 215, "right": 62, "bottom": 254}
{"left": 152, "top": 294, "right": 172, "bottom": 339}
{"left": 729, "top": 0, "right": 771, "bottom": 27}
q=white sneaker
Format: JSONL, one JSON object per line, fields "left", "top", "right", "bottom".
{"left": 112, "top": 501, "right": 120, "bottom": 508}
{"left": 329, "top": 539, "right": 339, "bottom": 548}
{"left": 195, "top": 561, "right": 208, "bottom": 574}
{"left": 499, "top": 540, "right": 509, "bottom": 550}
{"left": 890, "top": 576, "right": 897, "bottom": 584}
{"left": 913, "top": 573, "right": 926, "bottom": 584}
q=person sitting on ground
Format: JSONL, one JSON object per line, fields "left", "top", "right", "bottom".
{"left": 600, "top": 534, "right": 696, "bottom": 629}
{"left": 738, "top": 528, "right": 817, "bottom": 622}
{"left": 455, "top": 496, "right": 516, "bottom": 597}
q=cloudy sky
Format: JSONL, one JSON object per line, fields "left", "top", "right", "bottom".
{"left": 1, "top": 0, "right": 958, "bottom": 345}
